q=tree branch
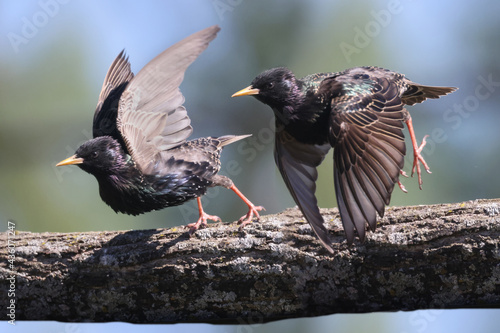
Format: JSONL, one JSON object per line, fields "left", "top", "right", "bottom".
{"left": 1, "top": 198, "right": 499, "bottom": 323}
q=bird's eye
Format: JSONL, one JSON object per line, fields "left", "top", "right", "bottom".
{"left": 91, "top": 151, "right": 99, "bottom": 159}
{"left": 267, "top": 82, "right": 275, "bottom": 89}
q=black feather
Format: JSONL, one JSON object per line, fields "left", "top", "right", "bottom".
{"left": 233, "top": 65, "right": 457, "bottom": 252}
{"left": 57, "top": 26, "right": 262, "bottom": 227}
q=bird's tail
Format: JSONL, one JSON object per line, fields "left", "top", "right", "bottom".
{"left": 216, "top": 134, "right": 252, "bottom": 148}
{"left": 402, "top": 82, "right": 457, "bottom": 106}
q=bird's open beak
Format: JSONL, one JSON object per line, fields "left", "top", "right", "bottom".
{"left": 231, "top": 85, "right": 260, "bottom": 97}
{"left": 56, "top": 155, "right": 84, "bottom": 167}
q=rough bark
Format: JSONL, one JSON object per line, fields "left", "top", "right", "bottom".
{"left": 1, "top": 198, "right": 499, "bottom": 324}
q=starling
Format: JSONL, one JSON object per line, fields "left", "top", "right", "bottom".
{"left": 232, "top": 66, "right": 456, "bottom": 252}
{"left": 57, "top": 26, "right": 263, "bottom": 232}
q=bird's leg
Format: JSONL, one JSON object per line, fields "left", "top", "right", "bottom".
{"left": 406, "top": 116, "right": 431, "bottom": 190}
{"left": 398, "top": 170, "right": 408, "bottom": 193}
{"left": 186, "top": 197, "right": 221, "bottom": 234}
{"left": 229, "top": 184, "right": 265, "bottom": 230}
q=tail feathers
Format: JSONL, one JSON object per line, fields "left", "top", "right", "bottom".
{"left": 217, "top": 134, "right": 252, "bottom": 148}
{"left": 402, "top": 83, "right": 457, "bottom": 106}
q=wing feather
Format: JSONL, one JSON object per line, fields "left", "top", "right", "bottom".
{"left": 92, "top": 50, "right": 134, "bottom": 140}
{"left": 274, "top": 131, "right": 333, "bottom": 252}
{"left": 329, "top": 70, "right": 407, "bottom": 242}
{"left": 116, "top": 26, "right": 220, "bottom": 174}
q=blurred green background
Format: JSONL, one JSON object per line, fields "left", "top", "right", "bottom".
{"left": 1, "top": 0, "right": 499, "bottom": 332}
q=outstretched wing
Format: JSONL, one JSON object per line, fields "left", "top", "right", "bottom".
{"left": 116, "top": 25, "right": 220, "bottom": 174}
{"left": 274, "top": 130, "right": 333, "bottom": 252}
{"left": 93, "top": 50, "right": 134, "bottom": 140}
{"left": 327, "top": 68, "right": 407, "bottom": 243}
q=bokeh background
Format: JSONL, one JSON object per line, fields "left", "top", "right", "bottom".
{"left": 1, "top": 0, "right": 499, "bottom": 332}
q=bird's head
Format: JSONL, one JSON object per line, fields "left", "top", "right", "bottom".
{"left": 232, "top": 67, "right": 302, "bottom": 110}
{"left": 56, "top": 136, "right": 129, "bottom": 176}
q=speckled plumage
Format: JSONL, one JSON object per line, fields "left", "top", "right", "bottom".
{"left": 233, "top": 66, "right": 457, "bottom": 252}
{"left": 57, "top": 26, "right": 263, "bottom": 230}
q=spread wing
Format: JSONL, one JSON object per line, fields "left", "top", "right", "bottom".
{"left": 116, "top": 25, "right": 220, "bottom": 174}
{"left": 328, "top": 69, "right": 407, "bottom": 243}
{"left": 274, "top": 130, "right": 333, "bottom": 252}
{"left": 92, "top": 50, "right": 134, "bottom": 140}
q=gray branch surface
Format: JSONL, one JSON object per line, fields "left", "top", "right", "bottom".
{"left": 1, "top": 198, "right": 500, "bottom": 323}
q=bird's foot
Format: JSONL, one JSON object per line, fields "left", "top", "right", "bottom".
{"left": 405, "top": 116, "right": 431, "bottom": 190}
{"left": 187, "top": 197, "right": 221, "bottom": 235}
{"left": 187, "top": 212, "right": 221, "bottom": 235}
{"left": 238, "top": 205, "right": 265, "bottom": 230}
{"left": 410, "top": 134, "right": 432, "bottom": 190}
{"left": 398, "top": 170, "right": 408, "bottom": 193}
{"left": 228, "top": 184, "right": 265, "bottom": 230}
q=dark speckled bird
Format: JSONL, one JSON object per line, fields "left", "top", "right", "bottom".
{"left": 232, "top": 66, "right": 456, "bottom": 252}
{"left": 56, "top": 26, "right": 263, "bottom": 232}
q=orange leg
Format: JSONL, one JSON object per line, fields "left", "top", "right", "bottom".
{"left": 229, "top": 184, "right": 265, "bottom": 230}
{"left": 406, "top": 116, "right": 431, "bottom": 190}
{"left": 186, "top": 197, "right": 221, "bottom": 234}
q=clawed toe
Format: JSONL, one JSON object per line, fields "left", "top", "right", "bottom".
{"left": 188, "top": 197, "right": 221, "bottom": 234}
{"left": 397, "top": 180, "right": 408, "bottom": 193}
{"left": 410, "top": 134, "right": 431, "bottom": 190}
{"left": 238, "top": 205, "right": 265, "bottom": 230}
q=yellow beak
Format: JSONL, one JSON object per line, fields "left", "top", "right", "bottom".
{"left": 231, "top": 85, "right": 260, "bottom": 97}
{"left": 56, "top": 155, "right": 84, "bottom": 167}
